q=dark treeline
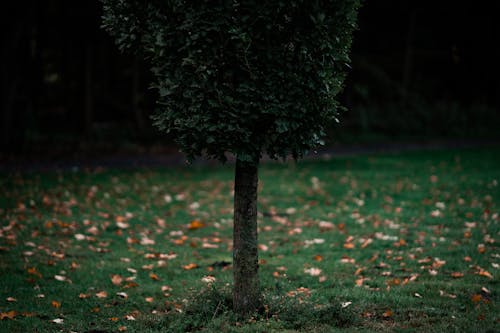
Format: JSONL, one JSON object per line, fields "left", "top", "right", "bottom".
{"left": 2, "top": 1, "right": 499, "bottom": 155}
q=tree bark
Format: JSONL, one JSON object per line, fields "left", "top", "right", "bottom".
{"left": 233, "top": 157, "right": 261, "bottom": 315}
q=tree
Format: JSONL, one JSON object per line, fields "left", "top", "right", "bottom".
{"left": 102, "top": 0, "right": 360, "bottom": 315}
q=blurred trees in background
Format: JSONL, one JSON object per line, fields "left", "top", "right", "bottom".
{"left": 1, "top": 0, "right": 499, "bottom": 155}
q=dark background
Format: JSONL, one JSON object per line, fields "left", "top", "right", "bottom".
{"left": 2, "top": 1, "right": 499, "bottom": 159}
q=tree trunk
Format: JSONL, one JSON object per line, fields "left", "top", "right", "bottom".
{"left": 233, "top": 157, "right": 261, "bottom": 315}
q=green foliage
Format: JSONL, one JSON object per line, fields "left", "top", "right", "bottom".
{"left": 102, "top": 0, "right": 361, "bottom": 163}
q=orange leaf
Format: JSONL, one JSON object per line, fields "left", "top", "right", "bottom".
{"left": 382, "top": 309, "right": 393, "bottom": 318}
{"left": 109, "top": 317, "right": 119, "bottom": 322}
{"left": 0, "top": 311, "right": 16, "bottom": 320}
{"left": 188, "top": 220, "right": 205, "bottom": 230}
{"left": 471, "top": 294, "right": 482, "bottom": 303}
{"left": 313, "top": 254, "right": 323, "bottom": 262}
{"left": 361, "top": 238, "right": 373, "bottom": 248}
{"left": 343, "top": 242, "right": 355, "bottom": 249}
{"left": 149, "top": 273, "right": 160, "bottom": 281}
{"left": 51, "top": 300, "right": 61, "bottom": 308}
{"left": 477, "top": 269, "right": 493, "bottom": 279}
{"left": 182, "top": 263, "right": 198, "bottom": 270}
{"left": 27, "top": 267, "right": 42, "bottom": 278}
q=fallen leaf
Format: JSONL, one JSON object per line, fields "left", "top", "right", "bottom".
{"left": 343, "top": 242, "right": 355, "bottom": 249}
{"left": 382, "top": 309, "right": 393, "bottom": 318}
{"left": 145, "top": 297, "right": 154, "bottom": 303}
{"left": 51, "top": 300, "right": 61, "bottom": 308}
{"left": 439, "top": 290, "right": 457, "bottom": 299}
{"left": 96, "top": 291, "right": 108, "bottom": 298}
{"left": 319, "top": 221, "right": 334, "bottom": 231}
{"left": 341, "top": 301, "right": 352, "bottom": 308}
{"left": 111, "top": 274, "right": 123, "bottom": 286}
{"left": 149, "top": 273, "right": 160, "bottom": 280}
{"left": 188, "top": 220, "right": 205, "bottom": 230}
{"left": 116, "top": 292, "right": 128, "bottom": 299}
{"left": 313, "top": 254, "right": 323, "bottom": 262}
{"left": 477, "top": 269, "right": 493, "bottom": 279}
{"left": 451, "top": 272, "right": 464, "bottom": 278}
{"left": 304, "top": 267, "right": 322, "bottom": 276}
{"left": 6, "top": 297, "right": 16, "bottom": 302}
{"left": 51, "top": 318, "right": 64, "bottom": 324}
{"left": 182, "top": 263, "right": 198, "bottom": 270}
{"left": 201, "top": 275, "right": 216, "bottom": 283}
{"left": 471, "top": 294, "right": 482, "bottom": 303}
{"left": 119, "top": 326, "right": 127, "bottom": 331}
{"left": 0, "top": 311, "right": 16, "bottom": 320}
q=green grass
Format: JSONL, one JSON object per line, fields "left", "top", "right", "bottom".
{"left": 0, "top": 148, "right": 499, "bottom": 332}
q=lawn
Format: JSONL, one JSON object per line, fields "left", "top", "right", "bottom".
{"left": 0, "top": 148, "right": 499, "bottom": 332}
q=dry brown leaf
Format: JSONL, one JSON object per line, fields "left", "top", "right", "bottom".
{"left": 149, "top": 273, "right": 160, "bottom": 280}
{"left": 51, "top": 300, "right": 61, "bottom": 308}
{"left": 95, "top": 291, "right": 108, "bottom": 298}
{"left": 471, "top": 294, "right": 482, "bottom": 303}
{"left": 111, "top": 274, "right": 123, "bottom": 286}
{"left": 451, "top": 272, "right": 464, "bottom": 278}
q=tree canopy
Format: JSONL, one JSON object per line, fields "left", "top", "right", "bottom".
{"left": 102, "top": 0, "right": 361, "bottom": 163}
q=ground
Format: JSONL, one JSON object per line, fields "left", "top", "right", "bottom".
{"left": 0, "top": 147, "right": 498, "bottom": 332}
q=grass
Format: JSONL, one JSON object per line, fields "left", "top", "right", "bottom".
{"left": 0, "top": 147, "right": 499, "bottom": 332}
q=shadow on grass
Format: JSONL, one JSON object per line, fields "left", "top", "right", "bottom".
{"left": 143, "top": 285, "right": 357, "bottom": 333}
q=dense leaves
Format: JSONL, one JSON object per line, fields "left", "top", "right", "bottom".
{"left": 102, "top": 0, "right": 361, "bottom": 163}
